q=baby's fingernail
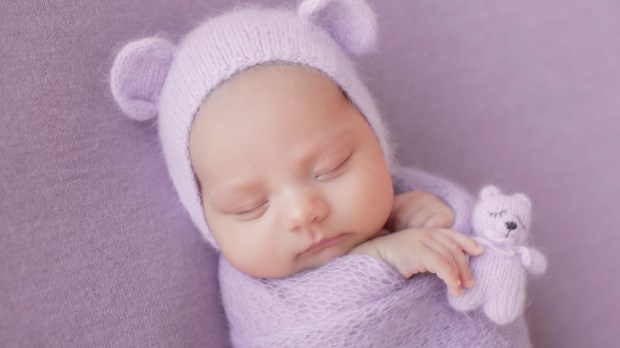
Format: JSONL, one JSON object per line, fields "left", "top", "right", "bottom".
{"left": 466, "top": 279, "right": 475, "bottom": 288}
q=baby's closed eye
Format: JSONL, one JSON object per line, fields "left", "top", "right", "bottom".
{"left": 232, "top": 201, "right": 269, "bottom": 220}
{"left": 314, "top": 151, "right": 352, "bottom": 181}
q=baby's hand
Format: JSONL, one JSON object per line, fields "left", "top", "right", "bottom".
{"left": 352, "top": 228, "right": 484, "bottom": 296}
{"left": 387, "top": 190, "right": 455, "bottom": 231}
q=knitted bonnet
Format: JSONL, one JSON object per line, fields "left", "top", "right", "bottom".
{"left": 110, "top": 0, "right": 393, "bottom": 250}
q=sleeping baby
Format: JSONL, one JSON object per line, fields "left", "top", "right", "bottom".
{"left": 110, "top": 0, "right": 533, "bottom": 346}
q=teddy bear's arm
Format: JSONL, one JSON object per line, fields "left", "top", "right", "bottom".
{"left": 520, "top": 247, "right": 547, "bottom": 275}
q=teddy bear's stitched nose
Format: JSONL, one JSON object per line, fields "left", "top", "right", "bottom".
{"left": 506, "top": 221, "right": 518, "bottom": 231}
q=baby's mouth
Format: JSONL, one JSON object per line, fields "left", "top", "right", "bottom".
{"left": 303, "top": 234, "right": 345, "bottom": 254}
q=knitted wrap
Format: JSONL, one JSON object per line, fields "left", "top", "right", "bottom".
{"left": 219, "top": 170, "right": 533, "bottom": 347}
{"left": 220, "top": 256, "right": 531, "bottom": 347}
{"left": 109, "top": 0, "right": 393, "bottom": 250}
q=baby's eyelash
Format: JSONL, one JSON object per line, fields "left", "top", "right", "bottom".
{"left": 316, "top": 154, "right": 352, "bottom": 179}
{"left": 237, "top": 201, "right": 268, "bottom": 216}
{"left": 489, "top": 209, "right": 507, "bottom": 218}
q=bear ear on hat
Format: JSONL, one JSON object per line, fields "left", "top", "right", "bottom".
{"left": 110, "top": 37, "right": 176, "bottom": 121}
{"left": 298, "top": 0, "right": 377, "bottom": 56}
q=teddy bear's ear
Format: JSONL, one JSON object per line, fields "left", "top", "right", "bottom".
{"left": 480, "top": 185, "right": 502, "bottom": 199}
{"left": 110, "top": 37, "right": 176, "bottom": 121}
{"left": 513, "top": 193, "right": 532, "bottom": 210}
{"left": 298, "top": 0, "right": 377, "bottom": 56}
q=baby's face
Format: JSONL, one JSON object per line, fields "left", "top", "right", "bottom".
{"left": 189, "top": 64, "right": 393, "bottom": 278}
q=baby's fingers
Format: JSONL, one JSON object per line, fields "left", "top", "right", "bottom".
{"left": 425, "top": 239, "right": 460, "bottom": 282}
{"left": 421, "top": 245, "right": 462, "bottom": 296}
{"left": 432, "top": 232, "right": 475, "bottom": 288}
{"left": 389, "top": 205, "right": 429, "bottom": 230}
{"left": 423, "top": 210, "right": 455, "bottom": 229}
{"left": 406, "top": 209, "right": 434, "bottom": 229}
{"left": 438, "top": 229, "right": 484, "bottom": 256}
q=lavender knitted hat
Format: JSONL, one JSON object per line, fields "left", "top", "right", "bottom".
{"left": 110, "top": 0, "right": 393, "bottom": 250}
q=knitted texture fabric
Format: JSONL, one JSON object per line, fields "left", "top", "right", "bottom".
{"left": 219, "top": 169, "right": 533, "bottom": 347}
{"left": 109, "top": 0, "right": 392, "bottom": 250}
{"left": 448, "top": 186, "right": 547, "bottom": 325}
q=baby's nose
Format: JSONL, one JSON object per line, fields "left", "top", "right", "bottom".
{"left": 505, "top": 221, "right": 518, "bottom": 231}
{"left": 285, "top": 190, "right": 329, "bottom": 230}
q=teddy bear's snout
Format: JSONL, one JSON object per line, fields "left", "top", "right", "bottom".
{"left": 506, "top": 221, "right": 518, "bottom": 231}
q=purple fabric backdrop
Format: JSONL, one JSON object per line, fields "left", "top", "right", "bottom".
{"left": 1, "top": 0, "right": 618, "bottom": 347}
{"left": 0, "top": 1, "right": 238, "bottom": 347}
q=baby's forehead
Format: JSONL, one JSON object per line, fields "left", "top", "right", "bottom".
{"left": 197, "top": 121, "right": 358, "bottom": 173}
{"left": 187, "top": 64, "right": 379, "bottom": 193}
{"left": 191, "top": 111, "right": 365, "bottom": 194}
{"left": 202, "top": 63, "right": 343, "bottom": 104}
{"left": 191, "top": 64, "right": 352, "bottom": 141}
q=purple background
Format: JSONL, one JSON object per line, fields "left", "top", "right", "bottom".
{"left": 1, "top": 0, "right": 618, "bottom": 347}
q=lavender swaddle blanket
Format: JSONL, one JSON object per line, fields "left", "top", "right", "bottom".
{"left": 219, "top": 167, "right": 533, "bottom": 347}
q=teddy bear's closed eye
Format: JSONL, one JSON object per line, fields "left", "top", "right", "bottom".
{"left": 489, "top": 210, "right": 507, "bottom": 218}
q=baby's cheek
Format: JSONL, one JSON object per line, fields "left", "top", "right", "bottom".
{"left": 349, "top": 170, "right": 393, "bottom": 226}
{"left": 367, "top": 167, "right": 394, "bottom": 210}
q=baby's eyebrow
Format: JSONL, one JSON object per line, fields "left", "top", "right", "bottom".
{"left": 305, "top": 128, "right": 355, "bottom": 158}
{"left": 206, "top": 180, "right": 263, "bottom": 204}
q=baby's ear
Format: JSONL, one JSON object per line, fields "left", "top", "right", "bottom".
{"left": 298, "top": 0, "right": 377, "bottom": 56}
{"left": 110, "top": 37, "right": 176, "bottom": 121}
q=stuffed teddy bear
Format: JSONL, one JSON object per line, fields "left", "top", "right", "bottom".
{"left": 448, "top": 185, "right": 547, "bottom": 325}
